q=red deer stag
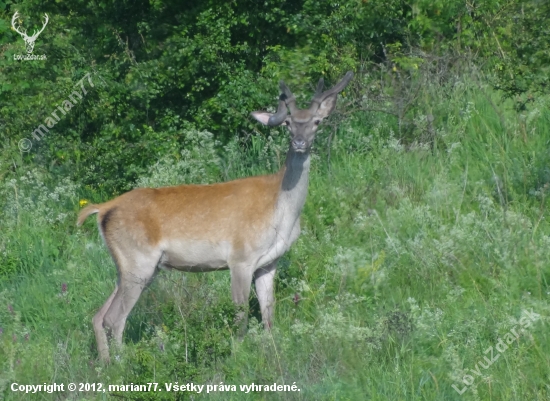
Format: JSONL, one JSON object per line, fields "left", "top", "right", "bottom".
{"left": 78, "top": 71, "right": 353, "bottom": 362}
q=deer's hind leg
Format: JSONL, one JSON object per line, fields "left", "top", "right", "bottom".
{"left": 95, "top": 245, "right": 161, "bottom": 362}
{"left": 93, "top": 285, "right": 119, "bottom": 361}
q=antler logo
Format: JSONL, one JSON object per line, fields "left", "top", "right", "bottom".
{"left": 11, "top": 11, "right": 49, "bottom": 54}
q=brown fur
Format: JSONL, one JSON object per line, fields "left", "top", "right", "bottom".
{"left": 77, "top": 204, "right": 100, "bottom": 226}
{"left": 78, "top": 169, "right": 284, "bottom": 252}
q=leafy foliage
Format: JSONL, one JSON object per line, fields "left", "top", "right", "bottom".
{"left": 2, "top": 0, "right": 548, "bottom": 191}
{"left": 1, "top": 1, "right": 550, "bottom": 400}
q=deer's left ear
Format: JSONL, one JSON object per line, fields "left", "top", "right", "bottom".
{"left": 251, "top": 111, "right": 273, "bottom": 126}
{"left": 316, "top": 95, "right": 338, "bottom": 119}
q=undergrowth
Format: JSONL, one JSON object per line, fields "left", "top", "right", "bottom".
{"left": 1, "top": 76, "right": 549, "bottom": 400}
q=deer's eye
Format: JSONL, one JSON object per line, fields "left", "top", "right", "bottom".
{"left": 314, "top": 120, "right": 321, "bottom": 126}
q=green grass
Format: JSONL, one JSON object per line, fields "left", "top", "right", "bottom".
{"left": 1, "top": 78, "right": 549, "bottom": 400}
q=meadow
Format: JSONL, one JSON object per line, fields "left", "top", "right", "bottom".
{"left": 1, "top": 62, "right": 549, "bottom": 401}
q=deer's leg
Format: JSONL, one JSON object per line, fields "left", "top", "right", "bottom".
{"left": 93, "top": 285, "right": 118, "bottom": 362}
{"left": 230, "top": 265, "right": 254, "bottom": 336}
{"left": 101, "top": 251, "right": 160, "bottom": 359}
{"left": 254, "top": 260, "right": 278, "bottom": 330}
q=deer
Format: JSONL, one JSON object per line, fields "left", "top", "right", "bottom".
{"left": 11, "top": 11, "right": 49, "bottom": 54}
{"left": 77, "top": 71, "right": 353, "bottom": 362}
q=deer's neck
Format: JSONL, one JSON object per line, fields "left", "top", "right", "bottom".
{"left": 277, "top": 148, "right": 311, "bottom": 216}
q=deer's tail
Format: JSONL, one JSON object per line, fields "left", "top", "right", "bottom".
{"left": 77, "top": 204, "right": 100, "bottom": 226}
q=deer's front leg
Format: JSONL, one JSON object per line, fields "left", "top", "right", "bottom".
{"left": 230, "top": 265, "right": 254, "bottom": 337}
{"left": 254, "top": 260, "right": 278, "bottom": 329}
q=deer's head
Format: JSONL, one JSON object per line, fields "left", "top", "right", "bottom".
{"left": 252, "top": 71, "right": 353, "bottom": 153}
{"left": 11, "top": 11, "right": 49, "bottom": 54}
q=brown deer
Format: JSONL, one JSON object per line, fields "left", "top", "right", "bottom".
{"left": 78, "top": 71, "right": 353, "bottom": 362}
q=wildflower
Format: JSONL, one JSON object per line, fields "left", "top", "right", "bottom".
{"left": 293, "top": 293, "right": 300, "bottom": 306}
{"left": 79, "top": 199, "right": 89, "bottom": 207}
{"left": 61, "top": 283, "right": 67, "bottom": 293}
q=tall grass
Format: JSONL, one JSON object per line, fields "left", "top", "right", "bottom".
{"left": 1, "top": 76, "right": 549, "bottom": 400}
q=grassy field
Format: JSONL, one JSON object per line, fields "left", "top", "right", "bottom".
{"left": 1, "top": 75, "right": 549, "bottom": 400}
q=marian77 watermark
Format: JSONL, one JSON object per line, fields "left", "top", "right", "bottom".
{"left": 452, "top": 309, "right": 541, "bottom": 395}
{"left": 18, "top": 73, "right": 94, "bottom": 152}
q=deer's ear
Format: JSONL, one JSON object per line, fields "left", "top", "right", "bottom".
{"left": 317, "top": 95, "right": 337, "bottom": 119}
{"left": 251, "top": 111, "right": 273, "bottom": 126}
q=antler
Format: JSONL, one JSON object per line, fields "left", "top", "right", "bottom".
{"left": 309, "top": 71, "right": 354, "bottom": 112}
{"left": 265, "top": 72, "right": 353, "bottom": 126}
{"left": 279, "top": 81, "right": 298, "bottom": 114}
{"left": 266, "top": 98, "right": 288, "bottom": 126}
{"left": 11, "top": 11, "right": 27, "bottom": 38}
{"left": 265, "top": 80, "right": 298, "bottom": 126}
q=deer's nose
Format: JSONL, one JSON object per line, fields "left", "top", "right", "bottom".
{"left": 292, "top": 137, "right": 307, "bottom": 151}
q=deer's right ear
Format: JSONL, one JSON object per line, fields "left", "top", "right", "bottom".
{"left": 251, "top": 111, "right": 273, "bottom": 126}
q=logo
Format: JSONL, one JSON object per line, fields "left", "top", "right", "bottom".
{"left": 11, "top": 11, "right": 48, "bottom": 61}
